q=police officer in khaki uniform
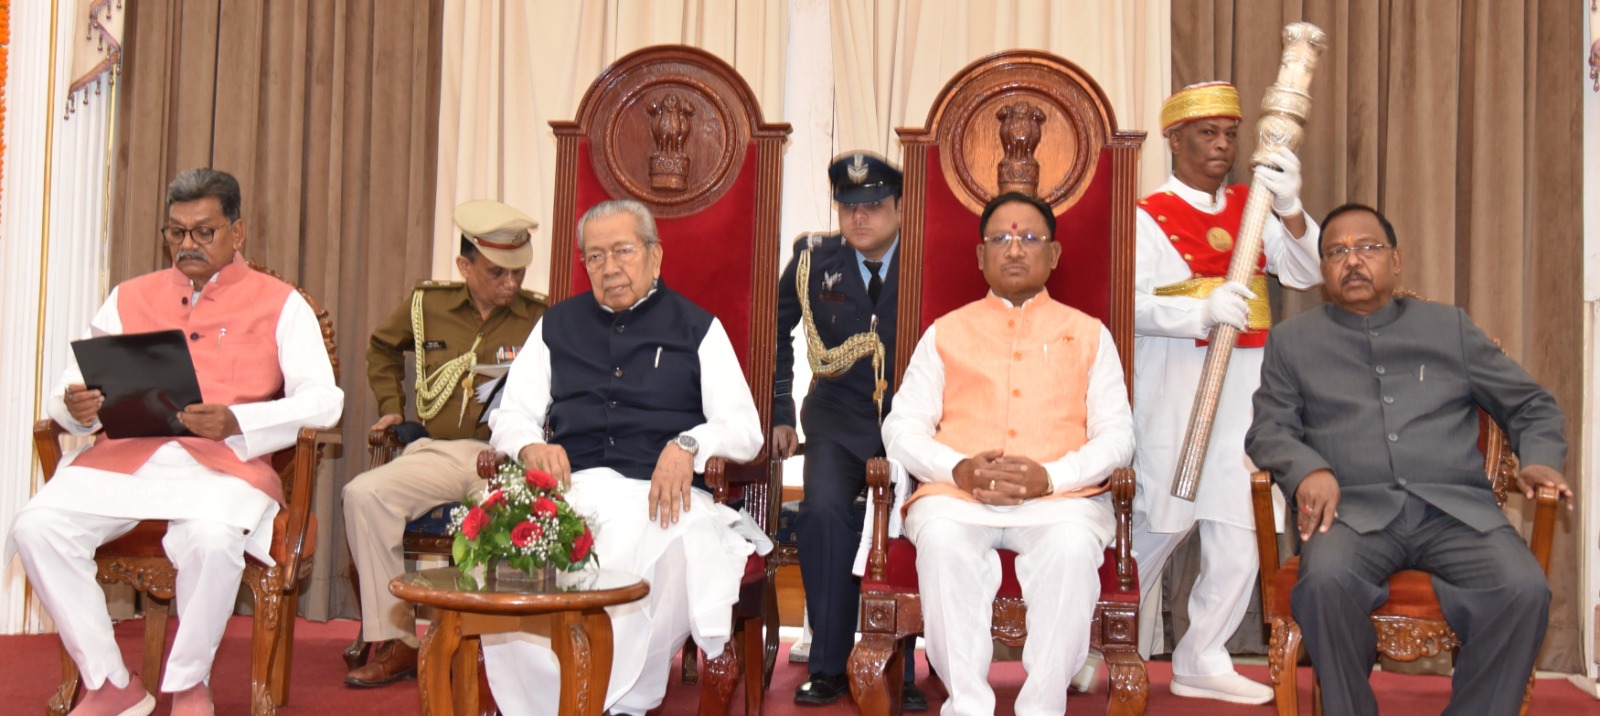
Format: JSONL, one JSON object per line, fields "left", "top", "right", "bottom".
{"left": 343, "top": 200, "right": 547, "bottom": 687}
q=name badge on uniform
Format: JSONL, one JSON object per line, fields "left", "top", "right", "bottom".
{"left": 423, "top": 340, "right": 446, "bottom": 351}
{"left": 820, "top": 290, "right": 847, "bottom": 302}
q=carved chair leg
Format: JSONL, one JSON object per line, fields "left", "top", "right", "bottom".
{"left": 143, "top": 596, "right": 170, "bottom": 698}
{"left": 681, "top": 641, "right": 700, "bottom": 684}
{"left": 342, "top": 550, "right": 369, "bottom": 670}
{"left": 269, "top": 588, "right": 300, "bottom": 706}
{"left": 743, "top": 614, "right": 765, "bottom": 716}
{"left": 1311, "top": 672, "right": 1322, "bottom": 716}
{"left": 47, "top": 643, "right": 80, "bottom": 716}
{"left": 246, "top": 571, "right": 280, "bottom": 716}
{"left": 1267, "top": 618, "right": 1302, "bottom": 716}
{"left": 847, "top": 632, "right": 899, "bottom": 716}
{"left": 763, "top": 568, "right": 780, "bottom": 690}
{"left": 696, "top": 632, "right": 740, "bottom": 716}
{"left": 1103, "top": 644, "right": 1149, "bottom": 716}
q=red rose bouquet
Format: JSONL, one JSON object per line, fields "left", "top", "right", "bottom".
{"left": 450, "top": 458, "right": 597, "bottom": 582}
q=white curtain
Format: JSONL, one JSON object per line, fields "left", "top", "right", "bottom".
{"left": 432, "top": 0, "right": 788, "bottom": 289}
{"left": 0, "top": 0, "right": 121, "bottom": 634}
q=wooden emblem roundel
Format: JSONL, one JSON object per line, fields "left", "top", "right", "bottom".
{"left": 592, "top": 77, "right": 750, "bottom": 218}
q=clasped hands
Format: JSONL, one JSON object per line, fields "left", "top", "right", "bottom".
{"left": 65, "top": 383, "right": 240, "bottom": 439}
{"left": 519, "top": 439, "right": 698, "bottom": 529}
{"left": 954, "top": 449, "right": 1051, "bottom": 505}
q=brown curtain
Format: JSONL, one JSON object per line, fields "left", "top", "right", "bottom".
{"left": 1165, "top": 0, "right": 1584, "bottom": 672}
{"left": 108, "top": 0, "right": 445, "bottom": 621}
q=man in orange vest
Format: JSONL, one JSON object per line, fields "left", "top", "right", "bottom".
{"left": 883, "top": 192, "right": 1134, "bottom": 715}
{"left": 7, "top": 169, "right": 344, "bottom": 716}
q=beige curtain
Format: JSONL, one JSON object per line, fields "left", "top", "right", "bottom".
{"left": 433, "top": 0, "right": 787, "bottom": 290}
{"left": 830, "top": 0, "right": 1173, "bottom": 193}
{"left": 1169, "top": 0, "right": 1585, "bottom": 672}
{"left": 108, "top": 0, "right": 445, "bottom": 620}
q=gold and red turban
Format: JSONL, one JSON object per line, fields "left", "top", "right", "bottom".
{"left": 1160, "top": 82, "right": 1241, "bottom": 134}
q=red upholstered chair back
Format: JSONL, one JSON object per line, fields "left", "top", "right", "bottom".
{"left": 549, "top": 46, "right": 791, "bottom": 462}
{"left": 893, "top": 51, "right": 1144, "bottom": 393}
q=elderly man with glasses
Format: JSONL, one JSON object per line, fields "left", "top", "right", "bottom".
{"left": 1118, "top": 81, "right": 1324, "bottom": 705}
{"left": 479, "top": 199, "right": 764, "bottom": 716}
{"left": 1247, "top": 203, "right": 1570, "bottom": 716}
{"left": 7, "top": 168, "right": 344, "bottom": 716}
{"left": 883, "top": 192, "right": 1134, "bottom": 715}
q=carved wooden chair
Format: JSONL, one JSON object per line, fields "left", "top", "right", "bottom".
{"left": 548, "top": 44, "right": 790, "bottom": 715}
{"left": 1250, "top": 301, "right": 1565, "bottom": 716}
{"left": 31, "top": 262, "right": 342, "bottom": 716}
{"left": 846, "top": 51, "right": 1147, "bottom": 716}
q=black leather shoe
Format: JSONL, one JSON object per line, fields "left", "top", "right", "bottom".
{"left": 795, "top": 673, "right": 850, "bottom": 706}
{"left": 902, "top": 682, "right": 929, "bottom": 712}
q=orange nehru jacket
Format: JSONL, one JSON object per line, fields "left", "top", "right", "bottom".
{"left": 69, "top": 255, "right": 296, "bottom": 504}
{"left": 908, "top": 291, "right": 1102, "bottom": 506}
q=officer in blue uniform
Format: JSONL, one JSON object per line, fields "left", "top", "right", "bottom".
{"left": 775, "top": 152, "right": 924, "bottom": 709}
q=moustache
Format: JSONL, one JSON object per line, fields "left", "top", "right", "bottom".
{"left": 1340, "top": 268, "right": 1371, "bottom": 286}
{"left": 175, "top": 249, "right": 207, "bottom": 263}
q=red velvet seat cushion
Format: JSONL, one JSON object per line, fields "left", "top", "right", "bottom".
{"left": 1272, "top": 557, "right": 1447, "bottom": 621}
{"left": 863, "top": 537, "right": 1137, "bottom": 601}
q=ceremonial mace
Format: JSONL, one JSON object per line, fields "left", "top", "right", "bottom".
{"left": 1170, "top": 22, "right": 1327, "bottom": 501}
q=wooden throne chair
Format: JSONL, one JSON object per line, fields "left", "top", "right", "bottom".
{"left": 1250, "top": 298, "right": 1566, "bottom": 716}
{"left": 33, "top": 262, "right": 342, "bottom": 716}
{"left": 845, "top": 50, "right": 1149, "bottom": 716}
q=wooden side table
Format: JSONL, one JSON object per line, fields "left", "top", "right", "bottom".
{"left": 391, "top": 567, "right": 649, "bottom": 716}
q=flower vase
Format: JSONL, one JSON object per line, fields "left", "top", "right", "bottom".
{"left": 490, "top": 560, "right": 557, "bottom": 588}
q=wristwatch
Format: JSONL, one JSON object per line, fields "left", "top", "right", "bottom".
{"left": 673, "top": 433, "right": 700, "bottom": 456}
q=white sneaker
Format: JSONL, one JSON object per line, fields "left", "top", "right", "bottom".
{"left": 1170, "top": 671, "right": 1274, "bottom": 705}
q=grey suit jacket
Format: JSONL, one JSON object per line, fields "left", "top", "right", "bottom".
{"left": 1246, "top": 297, "right": 1566, "bottom": 534}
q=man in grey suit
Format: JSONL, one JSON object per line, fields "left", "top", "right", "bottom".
{"left": 1245, "top": 203, "right": 1572, "bottom": 716}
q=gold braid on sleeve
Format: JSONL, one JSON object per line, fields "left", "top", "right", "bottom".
{"left": 411, "top": 290, "right": 482, "bottom": 425}
{"left": 797, "top": 248, "right": 887, "bottom": 420}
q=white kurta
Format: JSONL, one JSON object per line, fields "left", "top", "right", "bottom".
{"left": 10, "top": 283, "right": 343, "bottom": 564}
{"left": 483, "top": 315, "right": 764, "bottom": 716}
{"left": 884, "top": 311, "right": 1134, "bottom": 716}
{"left": 1132, "top": 177, "right": 1321, "bottom": 532}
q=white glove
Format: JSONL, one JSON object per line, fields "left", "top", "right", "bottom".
{"left": 1203, "top": 280, "right": 1255, "bottom": 331}
{"left": 1254, "top": 148, "right": 1303, "bottom": 217}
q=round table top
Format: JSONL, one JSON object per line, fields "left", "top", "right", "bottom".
{"left": 390, "top": 566, "right": 649, "bottom": 615}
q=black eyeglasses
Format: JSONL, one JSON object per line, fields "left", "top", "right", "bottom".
{"left": 160, "top": 222, "right": 231, "bottom": 246}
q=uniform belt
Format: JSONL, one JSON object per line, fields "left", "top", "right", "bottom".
{"left": 1154, "top": 274, "right": 1272, "bottom": 331}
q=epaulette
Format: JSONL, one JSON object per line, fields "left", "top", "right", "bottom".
{"left": 414, "top": 279, "right": 463, "bottom": 290}
{"left": 520, "top": 288, "right": 550, "bottom": 306}
{"left": 791, "top": 231, "right": 844, "bottom": 253}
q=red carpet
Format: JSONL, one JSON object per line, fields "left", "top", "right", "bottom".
{"left": 1, "top": 616, "right": 1593, "bottom": 714}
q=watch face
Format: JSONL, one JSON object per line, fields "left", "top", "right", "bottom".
{"left": 676, "top": 434, "right": 699, "bottom": 453}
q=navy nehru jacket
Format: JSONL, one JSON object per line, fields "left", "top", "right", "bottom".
{"left": 540, "top": 285, "right": 712, "bottom": 483}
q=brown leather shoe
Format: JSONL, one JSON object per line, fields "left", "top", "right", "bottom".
{"left": 344, "top": 640, "right": 419, "bottom": 687}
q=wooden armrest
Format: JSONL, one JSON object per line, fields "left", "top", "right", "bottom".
{"left": 367, "top": 426, "right": 402, "bottom": 469}
{"left": 279, "top": 425, "right": 343, "bottom": 591}
{"left": 865, "top": 457, "right": 893, "bottom": 582}
{"left": 32, "top": 419, "right": 68, "bottom": 481}
{"left": 1110, "top": 467, "right": 1135, "bottom": 592}
{"left": 705, "top": 456, "right": 729, "bottom": 503}
{"left": 1248, "top": 470, "right": 1279, "bottom": 621}
{"left": 477, "top": 450, "right": 507, "bottom": 480}
{"left": 1528, "top": 484, "right": 1565, "bottom": 574}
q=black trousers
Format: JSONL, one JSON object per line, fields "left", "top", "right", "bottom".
{"left": 1293, "top": 494, "right": 1549, "bottom": 716}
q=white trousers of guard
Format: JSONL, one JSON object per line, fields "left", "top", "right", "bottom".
{"left": 1130, "top": 518, "right": 1258, "bottom": 678}
{"left": 906, "top": 497, "right": 1109, "bottom": 716}
{"left": 480, "top": 469, "right": 756, "bottom": 716}
{"left": 12, "top": 507, "right": 248, "bottom": 692}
